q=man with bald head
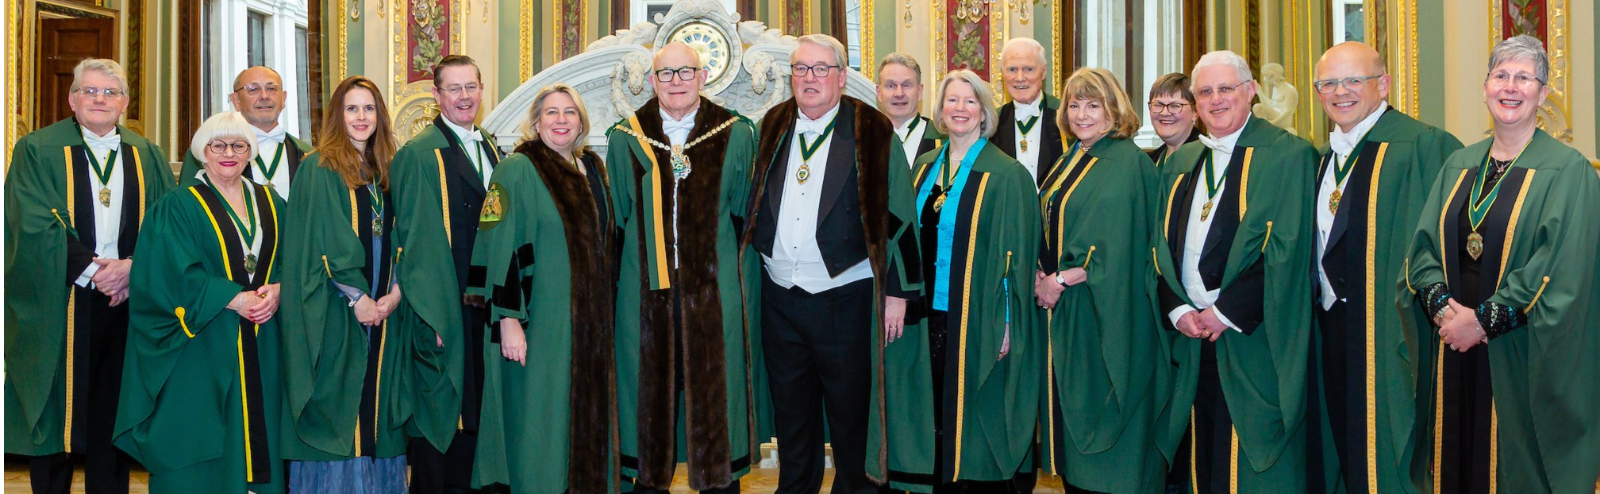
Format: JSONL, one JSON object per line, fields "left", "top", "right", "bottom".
{"left": 991, "top": 37, "right": 1062, "bottom": 186}
{"left": 1152, "top": 50, "right": 1318, "bottom": 493}
{"left": 605, "top": 41, "right": 758, "bottom": 494}
{"left": 179, "top": 66, "right": 311, "bottom": 195}
{"left": 1304, "top": 41, "right": 1462, "bottom": 494}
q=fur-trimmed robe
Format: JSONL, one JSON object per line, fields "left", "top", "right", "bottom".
{"left": 605, "top": 98, "right": 758, "bottom": 490}
{"left": 743, "top": 96, "right": 936, "bottom": 492}
{"left": 468, "top": 142, "right": 618, "bottom": 494}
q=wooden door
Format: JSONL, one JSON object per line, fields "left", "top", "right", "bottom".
{"left": 37, "top": 18, "right": 117, "bottom": 127}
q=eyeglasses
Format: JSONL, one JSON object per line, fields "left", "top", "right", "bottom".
{"left": 234, "top": 84, "right": 282, "bottom": 96}
{"left": 207, "top": 140, "right": 251, "bottom": 155}
{"left": 73, "top": 86, "right": 126, "bottom": 99}
{"left": 1311, "top": 75, "right": 1382, "bottom": 94}
{"left": 791, "top": 63, "right": 842, "bottom": 78}
{"left": 438, "top": 83, "right": 482, "bottom": 96}
{"left": 1148, "top": 101, "right": 1191, "bottom": 114}
{"left": 1486, "top": 71, "right": 1543, "bottom": 89}
{"left": 653, "top": 66, "right": 701, "bottom": 83}
{"left": 1194, "top": 80, "right": 1252, "bottom": 100}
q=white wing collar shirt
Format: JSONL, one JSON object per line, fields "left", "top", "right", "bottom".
{"left": 1167, "top": 119, "right": 1251, "bottom": 332}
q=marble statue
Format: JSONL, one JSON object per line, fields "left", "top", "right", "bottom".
{"left": 1252, "top": 62, "right": 1298, "bottom": 134}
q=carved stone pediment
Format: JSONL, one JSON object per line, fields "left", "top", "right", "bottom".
{"left": 481, "top": 0, "right": 880, "bottom": 154}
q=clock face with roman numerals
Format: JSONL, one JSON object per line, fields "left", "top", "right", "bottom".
{"left": 668, "top": 22, "right": 733, "bottom": 86}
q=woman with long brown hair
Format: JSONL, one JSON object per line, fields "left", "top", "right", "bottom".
{"left": 278, "top": 76, "right": 414, "bottom": 493}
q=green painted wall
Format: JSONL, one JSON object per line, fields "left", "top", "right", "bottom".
{"left": 347, "top": 7, "right": 365, "bottom": 82}
{"left": 496, "top": 0, "right": 540, "bottom": 101}
{"left": 1415, "top": 0, "right": 1446, "bottom": 128}
{"left": 1034, "top": 10, "right": 1053, "bottom": 94}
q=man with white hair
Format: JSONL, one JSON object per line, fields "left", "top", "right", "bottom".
{"left": 991, "top": 38, "right": 1062, "bottom": 185}
{"left": 605, "top": 41, "right": 759, "bottom": 494}
{"left": 745, "top": 33, "right": 932, "bottom": 494}
{"left": 1151, "top": 50, "right": 1317, "bottom": 493}
{"left": 178, "top": 66, "right": 312, "bottom": 196}
{"left": 5, "top": 57, "right": 174, "bottom": 494}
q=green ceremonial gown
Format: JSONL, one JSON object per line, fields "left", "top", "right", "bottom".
{"left": 1305, "top": 108, "right": 1462, "bottom": 494}
{"left": 910, "top": 140, "right": 1044, "bottom": 483}
{"left": 178, "top": 134, "right": 312, "bottom": 189}
{"left": 1152, "top": 117, "right": 1317, "bottom": 493}
{"left": 745, "top": 96, "right": 935, "bottom": 492}
{"left": 114, "top": 180, "right": 287, "bottom": 492}
{"left": 1401, "top": 129, "right": 1600, "bottom": 494}
{"left": 390, "top": 118, "right": 497, "bottom": 450}
{"left": 604, "top": 98, "right": 758, "bottom": 490}
{"left": 277, "top": 154, "right": 412, "bottom": 461}
{"left": 5, "top": 117, "right": 172, "bottom": 456}
{"left": 468, "top": 142, "right": 618, "bottom": 494}
{"left": 1037, "top": 137, "right": 1169, "bottom": 493}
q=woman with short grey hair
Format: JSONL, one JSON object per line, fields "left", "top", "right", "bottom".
{"left": 912, "top": 69, "right": 1043, "bottom": 492}
{"left": 1404, "top": 33, "right": 1600, "bottom": 494}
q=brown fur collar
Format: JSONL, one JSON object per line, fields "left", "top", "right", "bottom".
{"left": 625, "top": 98, "right": 740, "bottom": 489}
{"left": 743, "top": 96, "right": 896, "bottom": 479}
{"left": 515, "top": 141, "right": 619, "bottom": 493}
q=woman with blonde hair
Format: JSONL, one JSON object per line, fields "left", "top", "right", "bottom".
{"left": 279, "top": 76, "right": 416, "bottom": 493}
{"left": 911, "top": 69, "right": 1043, "bottom": 493}
{"left": 1033, "top": 67, "right": 1167, "bottom": 494}
{"left": 468, "top": 83, "right": 618, "bottom": 493}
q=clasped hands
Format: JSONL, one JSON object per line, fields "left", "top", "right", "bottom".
{"left": 352, "top": 285, "right": 403, "bottom": 327}
{"left": 227, "top": 283, "right": 283, "bottom": 325}
{"left": 1175, "top": 307, "right": 1228, "bottom": 342}
{"left": 1434, "top": 298, "right": 1488, "bottom": 353}
{"left": 91, "top": 258, "right": 133, "bottom": 306}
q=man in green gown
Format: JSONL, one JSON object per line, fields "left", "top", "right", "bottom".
{"left": 178, "top": 66, "right": 313, "bottom": 194}
{"left": 1304, "top": 42, "right": 1462, "bottom": 494}
{"left": 5, "top": 58, "right": 173, "bottom": 494}
{"left": 744, "top": 34, "right": 933, "bottom": 493}
{"left": 604, "top": 42, "right": 757, "bottom": 493}
{"left": 1152, "top": 50, "right": 1317, "bottom": 494}
{"left": 991, "top": 37, "right": 1062, "bottom": 187}
{"left": 390, "top": 54, "right": 492, "bottom": 494}
{"left": 876, "top": 52, "right": 945, "bottom": 165}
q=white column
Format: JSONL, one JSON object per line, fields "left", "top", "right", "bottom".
{"left": 1133, "top": 0, "right": 1181, "bottom": 148}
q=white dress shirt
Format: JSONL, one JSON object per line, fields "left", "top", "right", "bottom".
{"left": 1315, "top": 102, "right": 1388, "bottom": 309}
{"left": 763, "top": 103, "right": 874, "bottom": 293}
{"left": 1167, "top": 121, "right": 1251, "bottom": 333}
{"left": 895, "top": 115, "right": 930, "bottom": 167}
{"left": 442, "top": 117, "right": 492, "bottom": 190}
{"left": 660, "top": 107, "right": 698, "bottom": 146}
{"left": 75, "top": 127, "right": 125, "bottom": 287}
{"left": 1011, "top": 98, "right": 1044, "bottom": 183}
{"left": 252, "top": 124, "right": 293, "bottom": 196}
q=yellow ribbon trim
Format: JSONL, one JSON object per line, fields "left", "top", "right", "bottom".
{"left": 176, "top": 307, "right": 193, "bottom": 338}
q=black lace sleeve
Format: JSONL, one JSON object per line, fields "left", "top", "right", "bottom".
{"left": 1418, "top": 282, "right": 1452, "bottom": 324}
{"left": 1476, "top": 301, "right": 1526, "bottom": 340}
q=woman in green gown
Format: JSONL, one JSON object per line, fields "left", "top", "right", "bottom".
{"left": 1404, "top": 34, "right": 1600, "bottom": 494}
{"left": 1032, "top": 67, "right": 1167, "bottom": 494}
{"left": 114, "top": 111, "right": 287, "bottom": 493}
{"left": 910, "top": 69, "right": 1043, "bottom": 492}
{"left": 278, "top": 76, "right": 410, "bottom": 493}
{"left": 468, "top": 83, "right": 618, "bottom": 494}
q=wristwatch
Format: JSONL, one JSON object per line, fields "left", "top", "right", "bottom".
{"left": 1055, "top": 273, "right": 1067, "bottom": 286}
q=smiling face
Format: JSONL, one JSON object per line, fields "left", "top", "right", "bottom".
{"left": 1001, "top": 43, "right": 1045, "bottom": 104}
{"left": 1065, "top": 96, "right": 1113, "bottom": 146}
{"left": 649, "top": 42, "right": 707, "bottom": 118}
{"left": 535, "top": 91, "right": 582, "bottom": 155}
{"left": 68, "top": 70, "right": 129, "bottom": 135}
{"left": 1315, "top": 43, "right": 1390, "bottom": 132}
{"left": 940, "top": 79, "right": 984, "bottom": 139}
{"left": 1192, "top": 63, "right": 1256, "bottom": 137}
{"left": 341, "top": 87, "right": 378, "bottom": 148}
{"left": 791, "top": 42, "right": 847, "bottom": 119}
{"left": 877, "top": 63, "right": 923, "bottom": 125}
{"left": 431, "top": 64, "right": 483, "bottom": 129}
{"left": 1482, "top": 57, "right": 1549, "bottom": 131}
{"left": 229, "top": 67, "right": 286, "bottom": 131}
{"left": 1149, "top": 92, "right": 1197, "bottom": 146}
{"left": 203, "top": 137, "right": 253, "bottom": 182}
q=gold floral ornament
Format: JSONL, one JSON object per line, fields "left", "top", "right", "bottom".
{"left": 479, "top": 182, "right": 505, "bottom": 228}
